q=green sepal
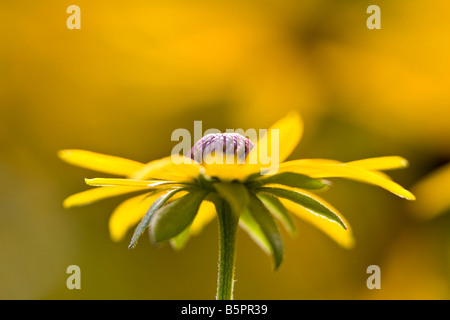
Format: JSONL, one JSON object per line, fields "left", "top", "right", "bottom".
{"left": 197, "top": 174, "right": 217, "bottom": 191}
{"left": 247, "top": 193, "right": 284, "bottom": 270}
{"left": 213, "top": 182, "right": 249, "bottom": 218}
{"left": 257, "top": 193, "right": 296, "bottom": 236}
{"left": 247, "top": 172, "right": 328, "bottom": 191}
{"left": 170, "top": 225, "right": 191, "bottom": 250}
{"left": 239, "top": 208, "right": 271, "bottom": 255}
{"left": 150, "top": 190, "right": 209, "bottom": 243}
{"left": 128, "top": 188, "right": 185, "bottom": 248}
{"left": 257, "top": 187, "right": 347, "bottom": 230}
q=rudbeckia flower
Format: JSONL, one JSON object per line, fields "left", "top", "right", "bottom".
{"left": 59, "top": 112, "right": 415, "bottom": 299}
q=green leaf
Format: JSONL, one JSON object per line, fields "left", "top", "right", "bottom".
{"left": 247, "top": 194, "right": 284, "bottom": 269}
{"left": 257, "top": 187, "right": 346, "bottom": 230}
{"left": 248, "top": 172, "right": 328, "bottom": 190}
{"left": 150, "top": 190, "right": 209, "bottom": 243}
{"left": 257, "top": 193, "right": 296, "bottom": 236}
{"left": 128, "top": 188, "right": 185, "bottom": 248}
{"left": 213, "top": 182, "right": 249, "bottom": 218}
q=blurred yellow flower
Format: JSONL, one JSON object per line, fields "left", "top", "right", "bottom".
{"left": 411, "top": 162, "right": 450, "bottom": 220}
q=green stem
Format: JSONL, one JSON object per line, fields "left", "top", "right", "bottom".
{"left": 214, "top": 198, "right": 239, "bottom": 300}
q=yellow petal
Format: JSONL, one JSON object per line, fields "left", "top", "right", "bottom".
{"left": 287, "top": 156, "right": 408, "bottom": 173}
{"left": 345, "top": 156, "right": 409, "bottom": 171}
{"left": 58, "top": 149, "right": 144, "bottom": 176}
{"left": 85, "top": 178, "right": 176, "bottom": 187}
{"left": 249, "top": 112, "right": 303, "bottom": 167}
{"left": 287, "top": 158, "right": 394, "bottom": 180}
{"left": 189, "top": 200, "right": 217, "bottom": 236}
{"left": 203, "top": 163, "right": 261, "bottom": 182}
{"left": 109, "top": 192, "right": 157, "bottom": 242}
{"left": 279, "top": 160, "right": 415, "bottom": 200}
{"left": 131, "top": 156, "right": 202, "bottom": 182}
{"left": 411, "top": 163, "right": 450, "bottom": 219}
{"left": 63, "top": 186, "right": 146, "bottom": 208}
{"left": 279, "top": 189, "right": 355, "bottom": 249}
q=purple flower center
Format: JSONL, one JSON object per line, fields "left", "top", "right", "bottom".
{"left": 188, "top": 133, "right": 255, "bottom": 164}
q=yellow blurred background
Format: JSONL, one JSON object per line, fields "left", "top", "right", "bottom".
{"left": 1, "top": 0, "right": 449, "bottom": 299}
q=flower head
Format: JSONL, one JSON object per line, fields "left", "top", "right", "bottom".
{"left": 59, "top": 112, "right": 415, "bottom": 272}
{"left": 188, "top": 132, "right": 254, "bottom": 164}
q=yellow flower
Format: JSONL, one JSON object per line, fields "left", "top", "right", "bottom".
{"left": 59, "top": 112, "right": 415, "bottom": 266}
{"left": 410, "top": 162, "right": 450, "bottom": 220}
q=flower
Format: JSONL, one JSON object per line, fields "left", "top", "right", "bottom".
{"left": 410, "top": 162, "right": 450, "bottom": 220}
{"left": 59, "top": 112, "right": 414, "bottom": 299}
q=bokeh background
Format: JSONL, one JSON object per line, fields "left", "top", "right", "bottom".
{"left": 1, "top": 0, "right": 450, "bottom": 299}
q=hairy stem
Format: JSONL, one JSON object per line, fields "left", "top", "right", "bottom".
{"left": 214, "top": 198, "right": 239, "bottom": 300}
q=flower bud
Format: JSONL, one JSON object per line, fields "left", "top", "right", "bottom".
{"left": 189, "top": 133, "right": 254, "bottom": 164}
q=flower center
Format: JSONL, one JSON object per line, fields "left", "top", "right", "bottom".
{"left": 189, "top": 133, "right": 255, "bottom": 164}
